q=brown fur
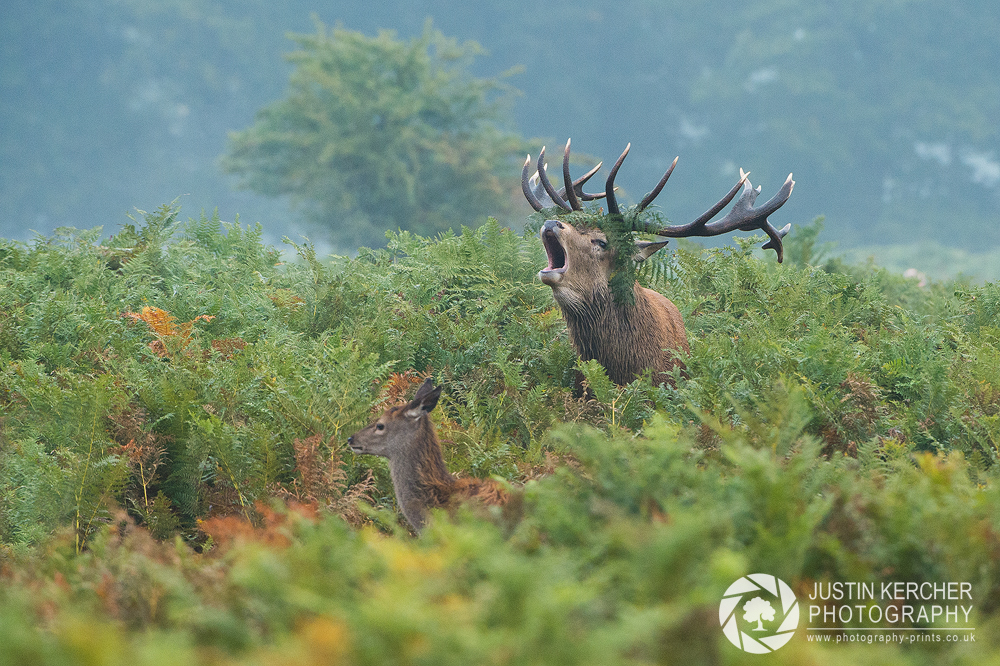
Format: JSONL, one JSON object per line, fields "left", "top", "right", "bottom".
{"left": 539, "top": 219, "right": 689, "bottom": 386}
{"left": 347, "top": 379, "right": 508, "bottom": 532}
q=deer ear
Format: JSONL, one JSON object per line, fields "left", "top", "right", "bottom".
{"left": 411, "top": 378, "right": 436, "bottom": 404}
{"left": 405, "top": 379, "right": 441, "bottom": 419}
{"left": 633, "top": 240, "right": 669, "bottom": 262}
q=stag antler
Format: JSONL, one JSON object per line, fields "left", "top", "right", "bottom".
{"left": 524, "top": 140, "right": 795, "bottom": 262}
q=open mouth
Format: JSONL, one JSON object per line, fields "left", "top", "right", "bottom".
{"left": 541, "top": 229, "right": 567, "bottom": 273}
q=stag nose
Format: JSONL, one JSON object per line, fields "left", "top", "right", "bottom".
{"left": 347, "top": 436, "right": 353, "bottom": 446}
{"left": 542, "top": 219, "right": 563, "bottom": 232}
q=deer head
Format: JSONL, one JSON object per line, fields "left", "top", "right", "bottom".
{"left": 348, "top": 379, "right": 450, "bottom": 530}
{"left": 347, "top": 379, "right": 508, "bottom": 532}
{"left": 348, "top": 379, "right": 442, "bottom": 460}
{"left": 539, "top": 218, "right": 667, "bottom": 312}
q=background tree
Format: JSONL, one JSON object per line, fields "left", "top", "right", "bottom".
{"left": 220, "top": 20, "right": 526, "bottom": 248}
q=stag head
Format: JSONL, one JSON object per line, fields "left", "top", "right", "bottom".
{"left": 538, "top": 217, "right": 667, "bottom": 311}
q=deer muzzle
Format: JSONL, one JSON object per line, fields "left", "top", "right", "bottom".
{"left": 347, "top": 435, "right": 364, "bottom": 454}
{"left": 539, "top": 219, "right": 568, "bottom": 284}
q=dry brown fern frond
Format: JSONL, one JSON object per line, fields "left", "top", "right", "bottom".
{"left": 279, "top": 434, "right": 376, "bottom": 527}
{"left": 371, "top": 370, "right": 433, "bottom": 414}
{"left": 122, "top": 306, "right": 215, "bottom": 357}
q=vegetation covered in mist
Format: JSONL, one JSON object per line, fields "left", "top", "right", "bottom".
{"left": 2, "top": 210, "right": 1000, "bottom": 662}
{"left": 4, "top": 0, "right": 999, "bottom": 262}
{"left": 221, "top": 21, "right": 525, "bottom": 248}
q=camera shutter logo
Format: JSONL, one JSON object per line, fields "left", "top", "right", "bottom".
{"left": 720, "top": 574, "right": 799, "bottom": 653}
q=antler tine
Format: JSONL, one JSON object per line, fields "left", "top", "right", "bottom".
{"left": 687, "top": 169, "right": 751, "bottom": 230}
{"left": 521, "top": 140, "right": 605, "bottom": 212}
{"left": 605, "top": 143, "right": 630, "bottom": 216}
{"left": 568, "top": 161, "right": 605, "bottom": 201}
{"left": 521, "top": 154, "right": 545, "bottom": 212}
{"left": 558, "top": 139, "right": 605, "bottom": 202}
{"left": 762, "top": 222, "right": 792, "bottom": 262}
{"left": 637, "top": 169, "right": 748, "bottom": 236}
{"left": 536, "top": 147, "right": 572, "bottom": 212}
{"left": 740, "top": 173, "right": 794, "bottom": 262}
{"left": 562, "top": 139, "right": 583, "bottom": 211}
{"left": 636, "top": 156, "right": 679, "bottom": 212}
{"left": 733, "top": 172, "right": 795, "bottom": 231}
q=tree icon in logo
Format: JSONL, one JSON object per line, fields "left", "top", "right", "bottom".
{"left": 743, "top": 596, "right": 776, "bottom": 632}
{"left": 720, "top": 574, "right": 798, "bottom": 653}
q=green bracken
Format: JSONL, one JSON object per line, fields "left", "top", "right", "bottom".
{"left": 2, "top": 209, "right": 1000, "bottom": 663}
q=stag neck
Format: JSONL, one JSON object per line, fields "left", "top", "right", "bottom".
{"left": 551, "top": 276, "right": 646, "bottom": 315}
{"left": 558, "top": 282, "right": 656, "bottom": 379}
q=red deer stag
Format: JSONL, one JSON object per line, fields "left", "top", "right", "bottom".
{"left": 347, "top": 379, "right": 507, "bottom": 532}
{"left": 523, "top": 139, "right": 794, "bottom": 386}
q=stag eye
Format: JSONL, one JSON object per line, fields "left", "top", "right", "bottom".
{"left": 593, "top": 239, "right": 608, "bottom": 250}
{"left": 375, "top": 423, "right": 385, "bottom": 431}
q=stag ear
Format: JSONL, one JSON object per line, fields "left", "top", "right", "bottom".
{"left": 405, "top": 379, "right": 441, "bottom": 419}
{"left": 633, "top": 240, "right": 669, "bottom": 262}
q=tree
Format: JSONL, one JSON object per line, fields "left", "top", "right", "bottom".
{"left": 743, "top": 596, "right": 776, "bottom": 632}
{"left": 221, "top": 20, "right": 526, "bottom": 249}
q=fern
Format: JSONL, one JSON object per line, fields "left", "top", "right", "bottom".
{"left": 3, "top": 211, "right": 1000, "bottom": 663}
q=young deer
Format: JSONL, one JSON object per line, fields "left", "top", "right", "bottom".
{"left": 347, "top": 379, "right": 507, "bottom": 532}
{"left": 524, "top": 139, "right": 794, "bottom": 386}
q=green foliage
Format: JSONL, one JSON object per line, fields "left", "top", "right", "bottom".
{"left": 4, "top": 209, "right": 1000, "bottom": 661}
{"left": 783, "top": 215, "right": 834, "bottom": 268}
{"left": 602, "top": 212, "right": 643, "bottom": 307}
{"left": 221, "top": 20, "right": 526, "bottom": 248}
{"left": 4, "top": 419, "right": 1000, "bottom": 663}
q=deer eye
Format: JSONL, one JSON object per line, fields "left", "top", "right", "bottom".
{"left": 593, "top": 239, "right": 608, "bottom": 250}
{"left": 375, "top": 423, "right": 385, "bottom": 431}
